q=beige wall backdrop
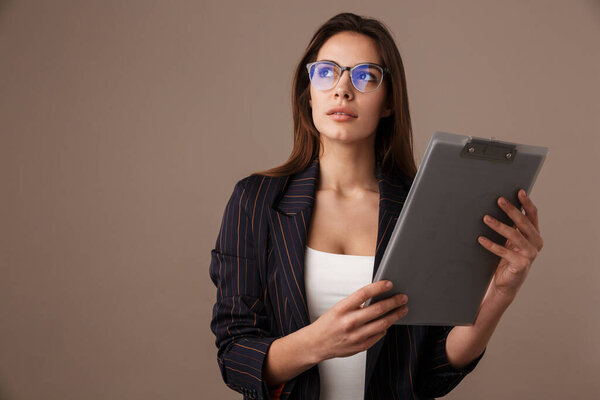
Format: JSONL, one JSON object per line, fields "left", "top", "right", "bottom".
{"left": 2, "top": 1, "right": 599, "bottom": 399}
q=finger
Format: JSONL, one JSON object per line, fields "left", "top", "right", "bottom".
{"left": 355, "top": 305, "right": 409, "bottom": 341}
{"left": 477, "top": 236, "right": 531, "bottom": 273}
{"left": 355, "top": 293, "right": 408, "bottom": 325}
{"left": 338, "top": 280, "right": 393, "bottom": 312}
{"left": 497, "top": 196, "right": 543, "bottom": 250}
{"left": 482, "top": 214, "right": 537, "bottom": 258}
{"left": 359, "top": 330, "right": 387, "bottom": 352}
{"left": 518, "top": 189, "right": 540, "bottom": 232}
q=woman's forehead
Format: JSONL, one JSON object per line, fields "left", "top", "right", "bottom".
{"left": 316, "top": 32, "right": 382, "bottom": 66}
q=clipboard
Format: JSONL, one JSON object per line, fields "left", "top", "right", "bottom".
{"left": 366, "top": 131, "right": 548, "bottom": 326}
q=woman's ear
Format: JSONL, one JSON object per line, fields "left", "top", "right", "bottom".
{"left": 380, "top": 95, "right": 393, "bottom": 117}
{"left": 380, "top": 106, "right": 392, "bottom": 117}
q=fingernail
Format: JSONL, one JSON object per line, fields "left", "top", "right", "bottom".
{"left": 386, "top": 281, "right": 393, "bottom": 288}
{"left": 520, "top": 190, "right": 527, "bottom": 198}
{"left": 499, "top": 197, "right": 507, "bottom": 206}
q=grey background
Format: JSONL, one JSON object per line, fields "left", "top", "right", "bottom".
{"left": 1, "top": 1, "right": 599, "bottom": 399}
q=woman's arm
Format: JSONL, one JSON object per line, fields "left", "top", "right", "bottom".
{"left": 210, "top": 179, "right": 281, "bottom": 399}
{"left": 446, "top": 282, "right": 511, "bottom": 368}
{"left": 446, "top": 189, "right": 544, "bottom": 368}
{"left": 262, "top": 324, "right": 320, "bottom": 386}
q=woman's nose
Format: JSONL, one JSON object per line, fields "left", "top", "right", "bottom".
{"left": 334, "top": 70, "right": 354, "bottom": 98}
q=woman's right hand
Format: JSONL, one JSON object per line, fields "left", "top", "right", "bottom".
{"left": 306, "top": 280, "right": 408, "bottom": 362}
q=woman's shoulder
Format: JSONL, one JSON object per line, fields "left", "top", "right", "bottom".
{"left": 236, "top": 171, "right": 287, "bottom": 197}
{"left": 227, "top": 171, "right": 288, "bottom": 217}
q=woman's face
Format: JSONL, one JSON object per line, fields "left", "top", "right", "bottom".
{"left": 309, "top": 31, "right": 391, "bottom": 145}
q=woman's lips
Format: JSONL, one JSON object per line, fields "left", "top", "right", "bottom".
{"left": 328, "top": 113, "right": 357, "bottom": 122}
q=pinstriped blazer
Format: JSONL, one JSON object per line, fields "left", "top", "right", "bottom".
{"left": 209, "top": 155, "right": 485, "bottom": 400}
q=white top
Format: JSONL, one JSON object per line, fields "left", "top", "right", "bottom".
{"left": 304, "top": 245, "right": 375, "bottom": 400}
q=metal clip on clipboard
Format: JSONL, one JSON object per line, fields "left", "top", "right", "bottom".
{"left": 460, "top": 137, "right": 517, "bottom": 163}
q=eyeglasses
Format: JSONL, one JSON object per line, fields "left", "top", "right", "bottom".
{"left": 306, "top": 60, "right": 389, "bottom": 93}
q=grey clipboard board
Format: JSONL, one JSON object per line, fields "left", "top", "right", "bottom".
{"left": 366, "top": 131, "right": 548, "bottom": 326}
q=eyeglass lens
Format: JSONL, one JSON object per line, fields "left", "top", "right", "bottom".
{"left": 308, "top": 62, "right": 383, "bottom": 92}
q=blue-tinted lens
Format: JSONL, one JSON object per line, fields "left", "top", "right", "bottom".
{"left": 309, "top": 62, "right": 338, "bottom": 90}
{"left": 351, "top": 64, "right": 382, "bottom": 92}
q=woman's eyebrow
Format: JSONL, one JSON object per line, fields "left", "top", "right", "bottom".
{"left": 316, "top": 59, "right": 378, "bottom": 67}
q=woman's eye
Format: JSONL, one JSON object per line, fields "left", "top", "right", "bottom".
{"left": 358, "top": 72, "right": 376, "bottom": 81}
{"left": 318, "top": 68, "right": 333, "bottom": 78}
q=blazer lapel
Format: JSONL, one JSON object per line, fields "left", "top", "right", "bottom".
{"left": 269, "top": 155, "right": 411, "bottom": 386}
{"left": 268, "top": 158, "right": 320, "bottom": 330}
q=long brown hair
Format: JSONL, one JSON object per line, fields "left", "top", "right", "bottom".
{"left": 251, "top": 12, "right": 417, "bottom": 179}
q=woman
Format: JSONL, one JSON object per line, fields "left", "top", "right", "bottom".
{"left": 209, "top": 12, "right": 543, "bottom": 400}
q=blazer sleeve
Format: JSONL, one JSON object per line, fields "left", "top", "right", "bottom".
{"left": 209, "top": 179, "right": 278, "bottom": 400}
{"left": 415, "top": 325, "right": 486, "bottom": 398}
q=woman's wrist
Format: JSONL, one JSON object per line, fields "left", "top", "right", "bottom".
{"left": 298, "top": 322, "right": 327, "bottom": 364}
{"left": 263, "top": 324, "right": 324, "bottom": 386}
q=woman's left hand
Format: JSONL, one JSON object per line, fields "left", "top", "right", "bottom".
{"left": 478, "top": 189, "right": 544, "bottom": 303}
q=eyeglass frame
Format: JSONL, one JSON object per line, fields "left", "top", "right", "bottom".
{"left": 305, "top": 60, "right": 390, "bottom": 93}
